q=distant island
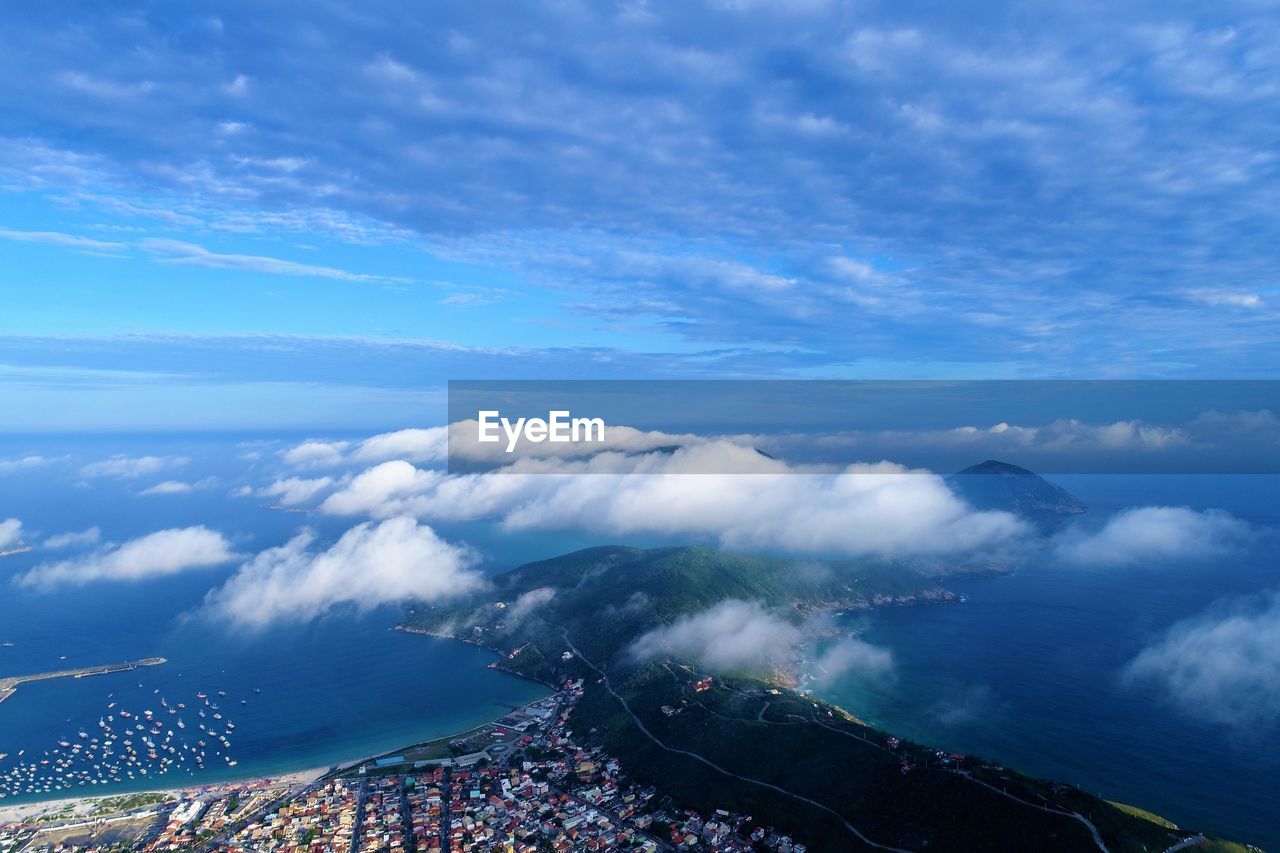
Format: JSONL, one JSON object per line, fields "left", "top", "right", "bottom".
{"left": 947, "top": 459, "right": 1088, "bottom": 531}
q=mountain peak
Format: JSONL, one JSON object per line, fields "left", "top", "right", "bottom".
{"left": 947, "top": 460, "right": 1086, "bottom": 527}
{"left": 955, "top": 459, "right": 1039, "bottom": 477}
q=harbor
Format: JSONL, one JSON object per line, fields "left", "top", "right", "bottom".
{"left": 0, "top": 675, "right": 247, "bottom": 800}
{"left": 0, "top": 659, "right": 167, "bottom": 706}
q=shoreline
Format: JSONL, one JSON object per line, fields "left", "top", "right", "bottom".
{"left": 393, "top": 624, "right": 559, "bottom": 689}
{"left": 0, "top": 629, "right": 550, "bottom": 822}
{"left": 0, "top": 766, "right": 328, "bottom": 826}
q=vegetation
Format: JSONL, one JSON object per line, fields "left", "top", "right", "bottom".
{"left": 1109, "top": 801, "right": 1179, "bottom": 829}
{"left": 406, "top": 544, "right": 955, "bottom": 672}
{"left": 88, "top": 792, "right": 173, "bottom": 816}
{"left": 568, "top": 664, "right": 1181, "bottom": 852}
{"left": 404, "top": 541, "right": 1246, "bottom": 850}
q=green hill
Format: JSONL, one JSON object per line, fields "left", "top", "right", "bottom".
{"left": 403, "top": 544, "right": 954, "bottom": 668}
{"left": 402, "top": 544, "right": 1240, "bottom": 851}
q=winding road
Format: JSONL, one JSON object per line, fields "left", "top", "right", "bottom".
{"left": 562, "top": 632, "right": 913, "bottom": 852}
{"left": 956, "top": 771, "right": 1108, "bottom": 853}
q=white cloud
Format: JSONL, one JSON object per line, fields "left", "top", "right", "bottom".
{"left": 448, "top": 420, "right": 703, "bottom": 464}
{"left": 1056, "top": 506, "right": 1248, "bottom": 566}
{"left": 319, "top": 444, "right": 1025, "bottom": 557}
{"left": 507, "top": 587, "right": 556, "bottom": 623}
{"left": 283, "top": 422, "right": 698, "bottom": 471}
{"left": 139, "top": 238, "right": 408, "bottom": 283}
{"left": 0, "top": 227, "right": 127, "bottom": 253}
{"left": 17, "top": 527, "right": 236, "bottom": 589}
{"left": 138, "top": 480, "right": 194, "bottom": 495}
{"left": 1126, "top": 590, "right": 1280, "bottom": 729}
{"left": 352, "top": 428, "right": 448, "bottom": 464}
{"left": 0, "top": 518, "right": 24, "bottom": 551}
{"left": 812, "top": 637, "right": 894, "bottom": 685}
{"left": 629, "top": 599, "right": 893, "bottom": 681}
{"left": 138, "top": 476, "right": 219, "bottom": 496}
{"left": 283, "top": 440, "right": 350, "bottom": 468}
{"left": 318, "top": 461, "right": 441, "bottom": 515}
{"left": 1182, "top": 288, "right": 1263, "bottom": 308}
{"left": 630, "top": 600, "right": 802, "bottom": 672}
{"left": 0, "top": 455, "right": 54, "bottom": 475}
{"left": 257, "top": 476, "right": 336, "bottom": 506}
{"left": 775, "top": 417, "right": 1190, "bottom": 456}
{"left": 279, "top": 431, "right": 440, "bottom": 470}
{"left": 202, "top": 517, "right": 482, "bottom": 627}
{"left": 42, "top": 527, "right": 102, "bottom": 550}
{"left": 81, "top": 454, "right": 190, "bottom": 479}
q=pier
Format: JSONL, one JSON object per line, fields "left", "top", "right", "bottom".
{"left": 0, "top": 657, "right": 166, "bottom": 704}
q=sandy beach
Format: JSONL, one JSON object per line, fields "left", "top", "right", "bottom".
{"left": 0, "top": 766, "right": 328, "bottom": 826}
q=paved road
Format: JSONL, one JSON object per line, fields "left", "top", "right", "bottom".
{"left": 440, "top": 768, "right": 453, "bottom": 850}
{"left": 561, "top": 631, "right": 913, "bottom": 853}
{"left": 1163, "top": 834, "right": 1206, "bottom": 852}
{"left": 399, "top": 781, "right": 414, "bottom": 852}
{"left": 729, "top": 678, "right": 1111, "bottom": 853}
{"left": 350, "top": 777, "right": 368, "bottom": 853}
{"left": 957, "top": 771, "right": 1109, "bottom": 853}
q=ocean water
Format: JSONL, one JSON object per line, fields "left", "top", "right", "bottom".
{"left": 819, "top": 475, "right": 1280, "bottom": 849}
{"left": 0, "top": 433, "right": 553, "bottom": 804}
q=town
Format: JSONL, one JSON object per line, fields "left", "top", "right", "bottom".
{"left": 0, "top": 678, "right": 808, "bottom": 852}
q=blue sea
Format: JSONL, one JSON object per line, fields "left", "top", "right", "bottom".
{"left": 821, "top": 475, "right": 1280, "bottom": 849}
{"left": 0, "top": 433, "right": 557, "bottom": 802}
{"left": 0, "top": 435, "right": 1276, "bottom": 848}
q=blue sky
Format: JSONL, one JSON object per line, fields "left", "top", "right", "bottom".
{"left": 0, "top": 0, "right": 1276, "bottom": 429}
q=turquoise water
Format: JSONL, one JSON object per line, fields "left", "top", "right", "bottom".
{"left": 818, "top": 476, "right": 1280, "bottom": 849}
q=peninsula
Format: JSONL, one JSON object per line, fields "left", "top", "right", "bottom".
{"left": 402, "top": 541, "right": 1250, "bottom": 850}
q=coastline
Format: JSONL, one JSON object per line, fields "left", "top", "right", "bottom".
{"left": 1, "top": 615, "right": 1219, "bottom": 850}
{"left": 393, "top": 624, "right": 559, "bottom": 688}
{"left": 0, "top": 637, "right": 557, "bottom": 830}
{"left": 0, "top": 766, "right": 328, "bottom": 826}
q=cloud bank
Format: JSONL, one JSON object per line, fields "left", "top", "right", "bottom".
{"left": 315, "top": 444, "right": 1025, "bottom": 557}
{"left": 283, "top": 423, "right": 701, "bottom": 470}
